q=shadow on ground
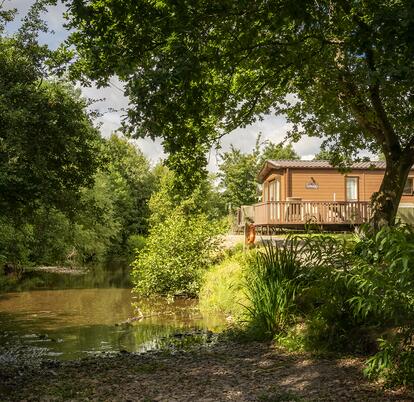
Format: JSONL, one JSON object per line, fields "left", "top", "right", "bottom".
{"left": 2, "top": 341, "right": 412, "bottom": 401}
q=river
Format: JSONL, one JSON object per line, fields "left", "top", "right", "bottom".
{"left": 0, "top": 265, "right": 226, "bottom": 361}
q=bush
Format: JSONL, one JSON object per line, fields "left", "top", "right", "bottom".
{"left": 0, "top": 217, "right": 34, "bottom": 267}
{"left": 347, "top": 224, "right": 414, "bottom": 386}
{"left": 199, "top": 251, "right": 247, "bottom": 319}
{"left": 132, "top": 207, "right": 223, "bottom": 297}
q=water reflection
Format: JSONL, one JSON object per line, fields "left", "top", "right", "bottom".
{"left": 12, "top": 263, "right": 133, "bottom": 291}
{"left": 0, "top": 287, "right": 226, "bottom": 361}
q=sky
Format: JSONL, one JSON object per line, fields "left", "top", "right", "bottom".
{"left": 5, "top": 0, "right": 323, "bottom": 171}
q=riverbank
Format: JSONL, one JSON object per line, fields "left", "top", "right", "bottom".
{"left": 2, "top": 341, "right": 412, "bottom": 401}
{"left": 29, "top": 265, "right": 87, "bottom": 275}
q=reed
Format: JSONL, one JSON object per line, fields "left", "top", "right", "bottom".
{"left": 244, "top": 237, "right": 308, "bottom": 339}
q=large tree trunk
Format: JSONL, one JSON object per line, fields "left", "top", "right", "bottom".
{"left": 370, "top": 156, "right": 413, "bottom": 228}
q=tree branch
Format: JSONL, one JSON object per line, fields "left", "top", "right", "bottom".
{"left": 338, "top": 75, "right": 385, "bottom": 145}
{"left": 368, "top": 84, "right": 400, "bottom": 153}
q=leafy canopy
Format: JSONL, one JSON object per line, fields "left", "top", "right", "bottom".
{"left": 103, "top": 135, "right": 155, "bottom": 237}
{"left": 65, "top": 0, "right": 414, "bottom": 178}
{"left": 0, "top": 3, "right": 102, "bottom": 219}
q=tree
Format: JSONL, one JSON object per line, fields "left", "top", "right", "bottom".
{"left": 149, "top": 166, "right": 225, "bottom": 226}
{"left": 103, "top": 135, "right": 154, "bottom": 243}
{"left": 65, "top": 0, "right": 414, "bottom": 226}
{"left": 0, "top": 5, "right": 102, "bottom": 220}
{"left": 0, "top": 4, "right": 109, "bottom": 267}
{"left": 312, "top": 149, "right": 351, "bottom": 167}
{"left": 219, "top": 146, "right": 258, "bottom": 211}
{"left": 132, "top": 164, "right": 226, "bottom": 297}
{"left": 314, "top": 150, "right": 334, "bottom": 161}
{"left": 258, "top": 142, "right": 299, "bottom": 168}
{"left": 218, "top": 139, "right": 299, "bottom": 210}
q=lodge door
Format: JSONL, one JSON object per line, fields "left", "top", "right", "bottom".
{"left": 268, "top": 179, "right": 280, "bottom": 221}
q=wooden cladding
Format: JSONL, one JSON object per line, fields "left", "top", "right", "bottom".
{"left": 253, "top": 201, "right": 371, "bottom": 225}
{"left": 263, "top": 168, "right": 414, "bottom": 203}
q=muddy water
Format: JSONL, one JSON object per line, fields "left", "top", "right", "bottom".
{"left": 0, "top": 268, "right": 225, "bottom": 361}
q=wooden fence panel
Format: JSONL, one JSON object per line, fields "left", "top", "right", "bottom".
{"left": 252, "top": 201, "right": 372, "bottom": 225}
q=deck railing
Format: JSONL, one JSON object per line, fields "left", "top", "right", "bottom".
{"left": 252, "top": 201, "right": 372, "bottom": 225}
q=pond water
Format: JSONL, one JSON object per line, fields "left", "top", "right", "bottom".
{"left": 0, "top": 266, "right": 226, "bottom": 361}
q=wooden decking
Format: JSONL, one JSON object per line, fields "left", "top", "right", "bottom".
{"left": 251, "top": 201, "right": 372, "bottom": 226}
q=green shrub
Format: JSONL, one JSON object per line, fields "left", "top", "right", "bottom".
{"left": 346, "top": 224, "right": 414, "bottom": 386}
{"left": 199, "top": 251, "right": 247, "bottom": 318}
{"left": 29, "top": 208, "right": 73, "bottom": 265}
{"left": 242, "top": 226, "right": 414, "bottom": 386}
{"left": 242, "top": 233, "right": 375, "bottom": 350}
{"left": 297, "top": 234, "right": 374, "bottom": 353}
{"left": 0, "top": 217, "right": 34, "bottom": 267}
{"left": 132, "top": 207, "right": 223, "bottom": 297}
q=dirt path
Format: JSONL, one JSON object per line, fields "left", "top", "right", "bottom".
{"left": 2, "top": 342, "right": 412, "bottom": 401}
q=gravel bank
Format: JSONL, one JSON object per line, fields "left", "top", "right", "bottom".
{"left": 1, "top": 341, "right": 412, "bottom": 401}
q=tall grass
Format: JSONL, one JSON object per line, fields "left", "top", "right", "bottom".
{"left": 199, "top": 252, "right": 247, "bottom": 319}
{"left": 244, "top": 237, "right": 308, "bottom": 339}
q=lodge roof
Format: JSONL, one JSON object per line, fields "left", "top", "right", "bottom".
{"left": 258, "top": 159, "right": 386, "bottom": 182}
{"left": 267, "top": 159, "right": 386, "bottom": 169}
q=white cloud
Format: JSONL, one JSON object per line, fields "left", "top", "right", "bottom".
{"left": 208, "top": 114, "right": 322, "bottom": 172}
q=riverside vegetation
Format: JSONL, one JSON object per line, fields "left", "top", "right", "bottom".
{"left": 2, "top": 3, "right": 414, "bottom": 399}
{"left": 127, "top": 140, "right": 414, "bottom": 390}
{"left": 195, "top": 226, "right": 414, "bottom": 389}
{"left": 128, "top": 164, "right": 414, "bottom": 389}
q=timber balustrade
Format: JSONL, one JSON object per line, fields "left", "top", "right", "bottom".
{"left": 252, "top": 201, "right": 372, "bottom": 225}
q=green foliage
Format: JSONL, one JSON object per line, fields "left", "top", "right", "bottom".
{"left": 199, "top": 251, "right": 247, "bottom": 319}
{"left": 242, "top": 227, "right": 414, "bottom": 386}
{"left": 149, "top": 167, "right": 226, "bottom": 227}
{"left": 66, "top": 0, "right": 414, "bottom": 223}
{"left": 0, "top": 172, "right": 122, "bottom": 267}
{"left": 0, "top": 135, "right": 155, "bottom": 267}
{"left": 104, "top": 135, "right": 154, "bottom": 234}
{"left": 70, "top": 172, "right": 122, "bottom": 264}
{"left": 0, "top": 31, "right": 103, "bottom": 217}
{"left": 218, "top": 137, "right": 299, "bottom": 211}
{"left": 126, "top": 234, "right": 146, "bottom": 255}
{"left": 0, "top": 217, "right": 34, "bottom": 267}
{"left": 218, "top": 147, "right": 258, "bottom": 211}
{"left": 132, "top": 207, "right": 223, "bottom": 297}
{"left": 132, "top": 163, "right": 227, "bottom": 297}
{"left": 347, "top": 225, "right": 414, "bottom": 385}
{"left": 0, "top": 7, "right": 158, "bottom": 270}
{"left": 102, "top": 135, "right": 155, "bottom": 255}
{"left": 257, "top": 142, "right": 300, "bottom": 168}
{"left": 0, "top": 8, "right": 118, "bottom": 268}
{"left": 244, "top": 238, "right": 309, "bottom": 340}
{"left": 28, "top": 208, "right": 74, "bottom": 266}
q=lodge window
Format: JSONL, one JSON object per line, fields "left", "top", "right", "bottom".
{"left": 346, "top": 177, "right": 359, "bottom": 201}
{"left": 403, "top": 177, "right": 414, "bottom": 195}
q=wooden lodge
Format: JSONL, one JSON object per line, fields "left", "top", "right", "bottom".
{"left": 239, "top": 160, "right": 414, "bottom": 231}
